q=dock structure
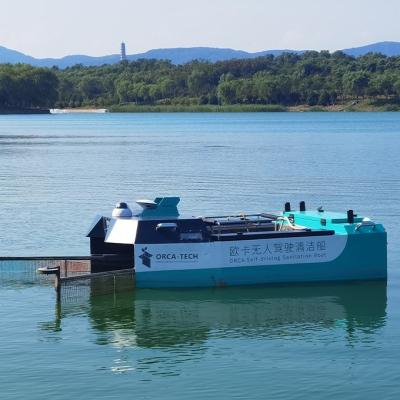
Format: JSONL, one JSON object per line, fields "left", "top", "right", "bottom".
{"left": 0, "top": 256, "right": 91, "bottom": 277}
{"left": 0, "top": 256, "right": 134, "bottom": 301}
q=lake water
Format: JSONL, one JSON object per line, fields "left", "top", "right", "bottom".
{"left": 0, "top": 112, "right": 399, "bottom": 399}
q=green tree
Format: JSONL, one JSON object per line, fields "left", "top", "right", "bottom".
{"left": 343, "top": 72, "right": 370, "bottom": 99}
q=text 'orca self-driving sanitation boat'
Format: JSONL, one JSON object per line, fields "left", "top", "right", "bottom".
{"left": 87, "top": 197, "right": 387, "bottom": 288}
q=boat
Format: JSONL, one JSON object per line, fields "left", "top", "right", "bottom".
{"left": 86, "top": 197, "right": 387, "bottom": 288}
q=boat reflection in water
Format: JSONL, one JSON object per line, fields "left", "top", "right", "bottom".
{"left": 53, "top": 280, "right": 387, "bottom": 350}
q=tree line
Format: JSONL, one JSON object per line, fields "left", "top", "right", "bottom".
{"left": 1, "top": 51, "right": 400, "bottom": 109}
{"left": 0, "top": 64, "right": 58, "bottom": 108}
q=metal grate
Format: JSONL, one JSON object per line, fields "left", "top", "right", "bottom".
{"left": 0, "top": 259, "right": 53, "bottom": 287}
{"left": 59, "top": 269, "right": 135, "bottom": 303}
{"left": 0, "top": 258, "right": 134, "bottom": 302}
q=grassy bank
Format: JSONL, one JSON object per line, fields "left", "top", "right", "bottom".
{"left": 288, "top": 100, "right": 400, "bottom": 112}
{"left": 106, "top": 101, "right": 400, "bottom": 113}
{"left": 108, "top": 104, "right": 287, "bottom": 113}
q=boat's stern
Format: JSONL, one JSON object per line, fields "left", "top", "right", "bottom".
{"left": 283, "top": 208, "right": 387, "bottom": 280}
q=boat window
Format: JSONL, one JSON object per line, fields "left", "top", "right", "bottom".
{"left": 180, "top": 232, "right": 203, "bottom": 241}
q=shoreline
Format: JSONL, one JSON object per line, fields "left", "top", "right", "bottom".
{"left": 2, "top": 102, "right": 400, "bottom": 115}
{"left": 107, "top": 102, "right": 400, "bottom": 113}
{"left": 0, "top": 108, "right": 50, "bottom": 115}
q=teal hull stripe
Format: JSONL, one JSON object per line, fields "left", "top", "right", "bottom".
{"left": 135, "top": 262, "right": 386, "bottom": 288}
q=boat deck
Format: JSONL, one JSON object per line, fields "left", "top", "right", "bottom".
{"left": 202, "top": 213, "right": 334, "bottom": 241}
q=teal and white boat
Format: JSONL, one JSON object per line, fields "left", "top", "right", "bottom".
{"left": 87, "top": 197, "right": 387, "bottom": 288}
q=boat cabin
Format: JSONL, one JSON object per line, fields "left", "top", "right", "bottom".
{"left": 86, "top": 197, "right": 357, "bottom": 272}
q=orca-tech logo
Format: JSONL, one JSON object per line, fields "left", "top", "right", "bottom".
{"left": 139, "top": 247, "right": 153, "bottom": 268}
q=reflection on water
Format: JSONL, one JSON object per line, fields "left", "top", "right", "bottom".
{"left": 48, "top": 280, "right": 387, "bottom": 347}
{"left": 38, "top": 281, "right": 387, "bottom": 378}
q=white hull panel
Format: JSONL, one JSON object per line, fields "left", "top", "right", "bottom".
{"left": 134, "top": 235, "right": 348, "bottom": 273}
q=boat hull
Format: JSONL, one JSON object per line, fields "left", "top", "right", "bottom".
{"left": 134, "top": 232, "right": 387, "bottom": 288}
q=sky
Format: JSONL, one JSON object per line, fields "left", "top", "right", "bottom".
{"left": 1, "top": 0, "right": 399, "bottom": 58}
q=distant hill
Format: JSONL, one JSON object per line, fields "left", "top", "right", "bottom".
{"left": 0, "top": 46, "right": 303, "bottom": 68}
{"left": 0, "top": 46, "right": 120, "bottom": 68}
{"left": 342, "top": 41, "right": 400, "bottom": 57}
{"left": 126, "top": 47, "right": 304, "bottom": 64}
{"left": 0, "top": 46, "right": 37, "bottom": 64}
{"left": 1, "top": 41, "right": 400, "bottom": 68}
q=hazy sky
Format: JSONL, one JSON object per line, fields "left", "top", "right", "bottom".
{"left": 1, "top": 0, "right": 399, "bottom": 58}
